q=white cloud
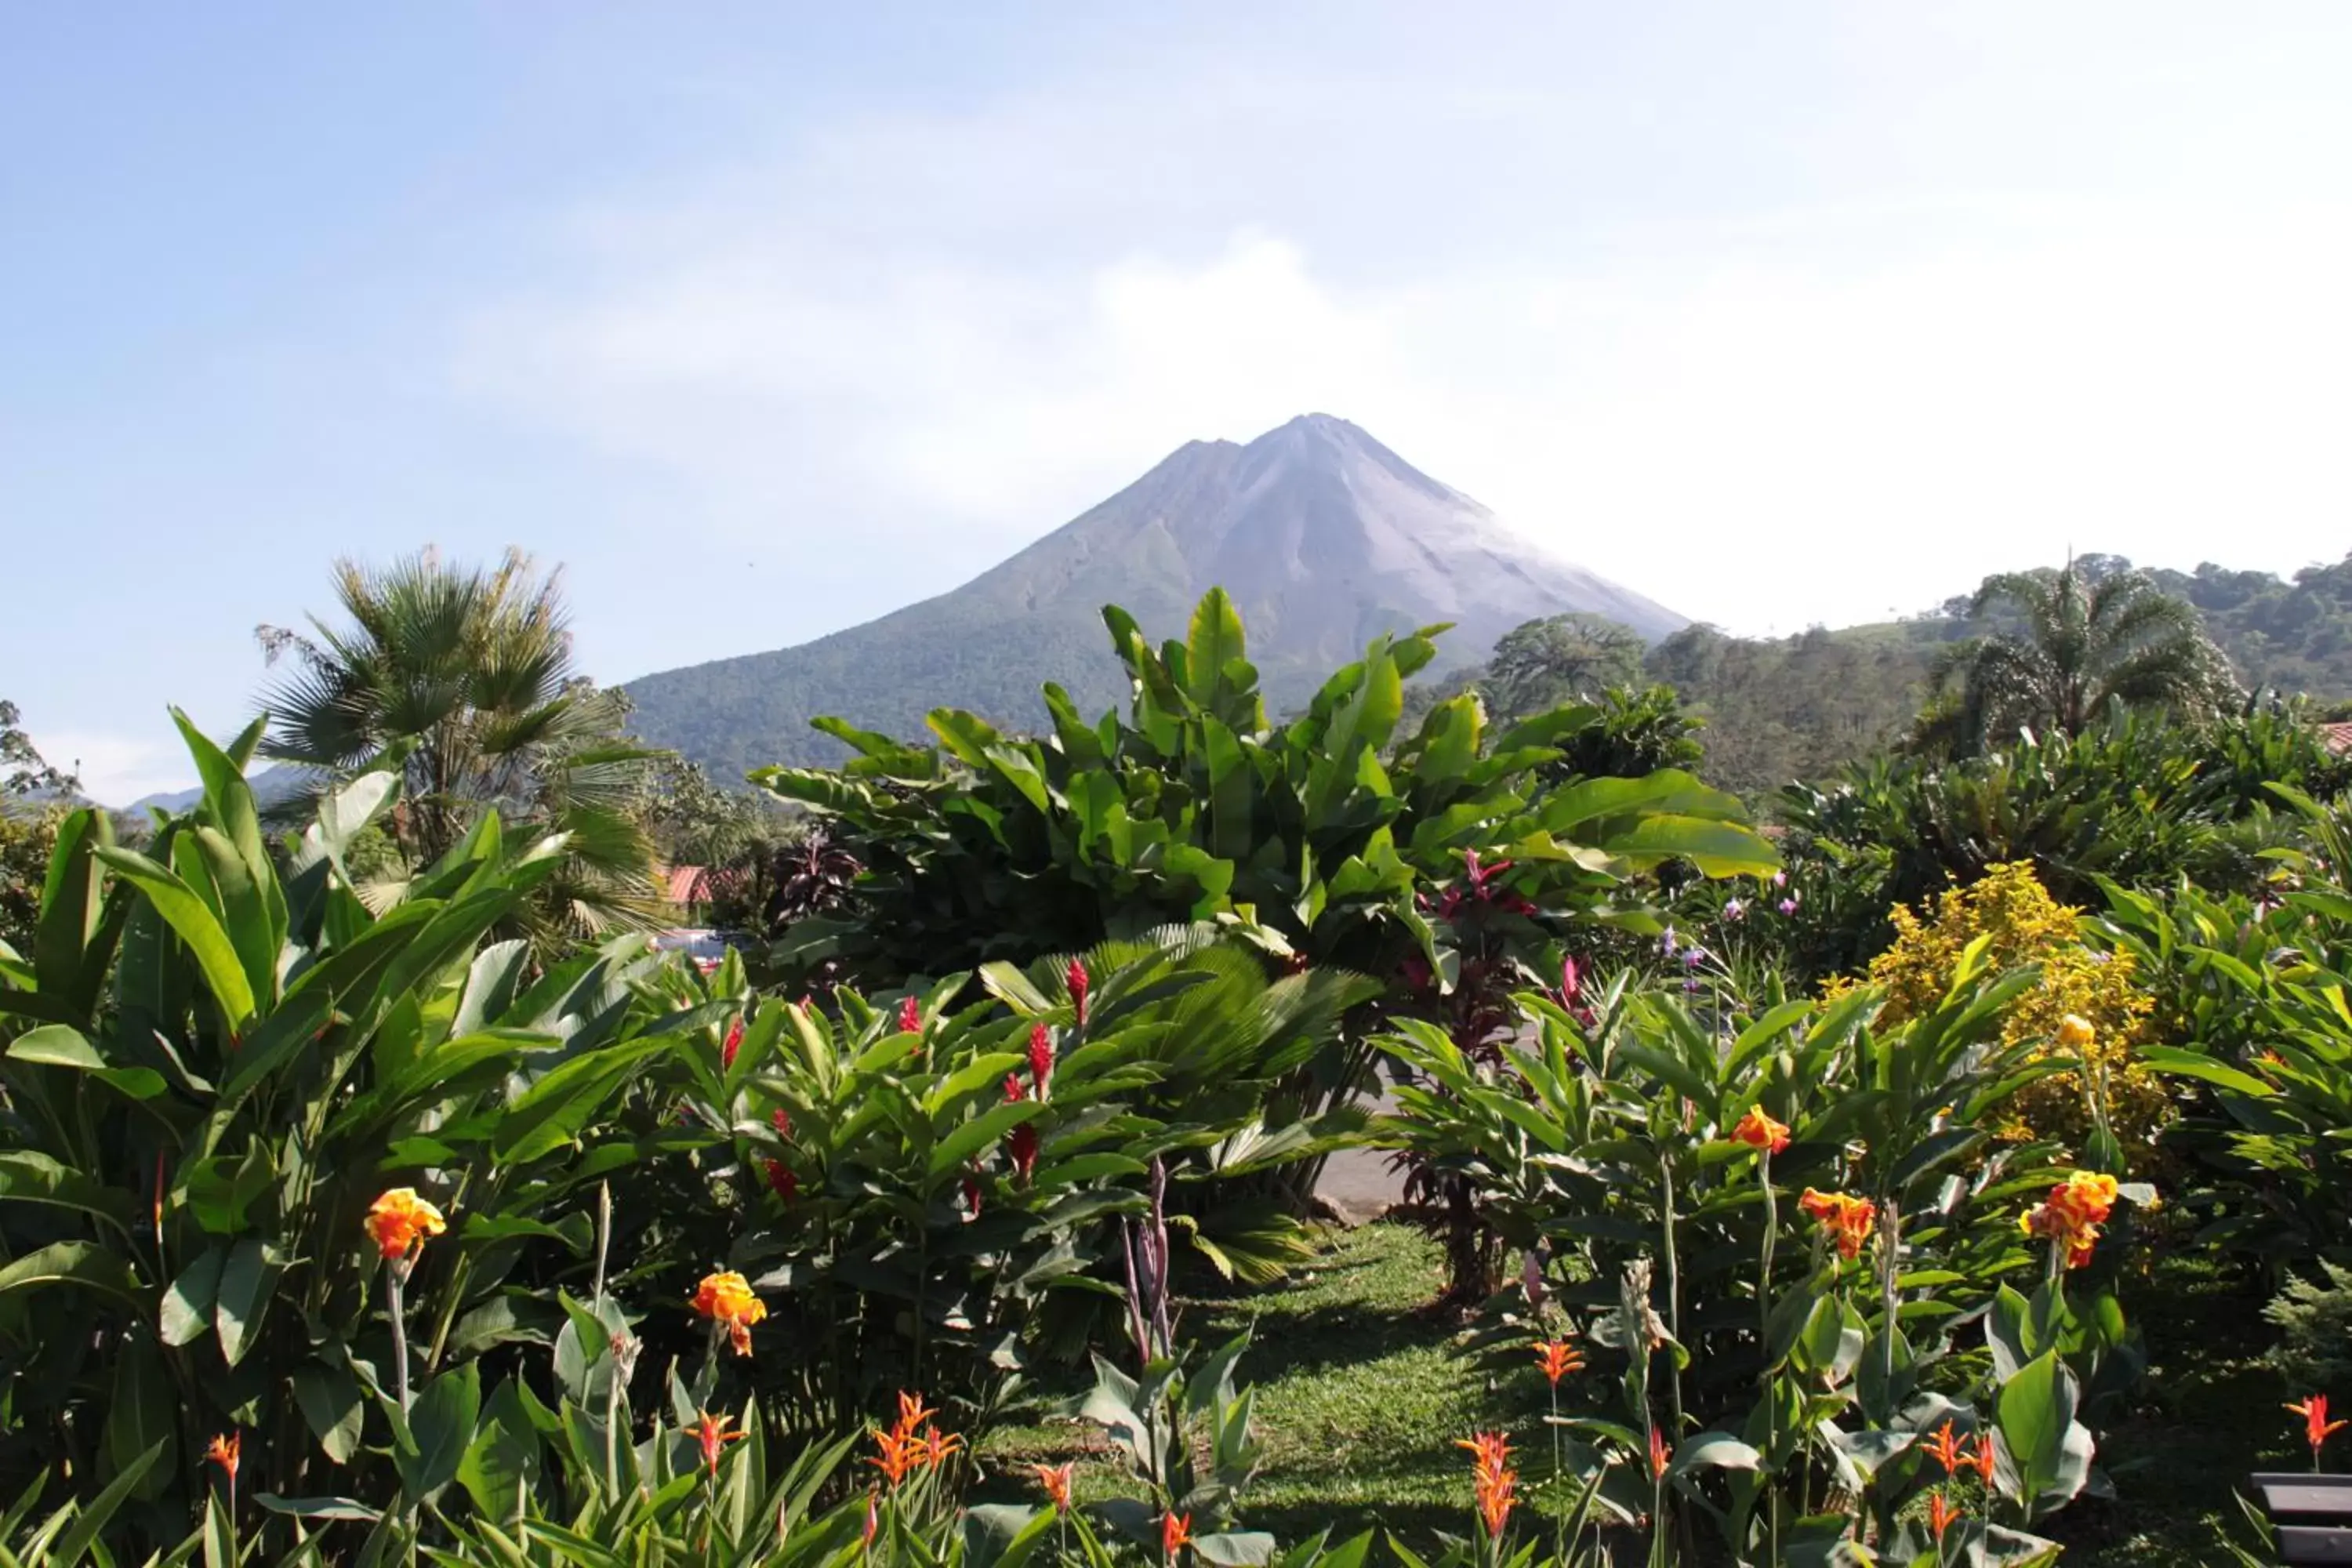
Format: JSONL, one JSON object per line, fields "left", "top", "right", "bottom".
{"left": 462, "top": 193, "right": 2352, "bottom": 642}
{"left": 29, "top": 730, "right": 187, "bottom": 808}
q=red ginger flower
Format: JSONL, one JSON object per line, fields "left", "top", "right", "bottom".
{"left": 962, "top": 1172, "right": 982, "bottom": 1218}
{"left": 1455, "top": 1430, "right": 1516, "bottom": 1537}
{"left": 1004, "top": 1073, "right": 1026, "bottom": 1104}
{"left": 898, "top": 995, "right": 921, "bottom": 1035}
{"left": 771, "top": 1106, "right": 793, "bottom": 1137}
{"left": 1028, "top": 1022, "right": 1054, "bottom": 1094}
{"left": 1007, "top": 1121, "right": 1040, "bottom": 1185}
{"left": 1066, "top": 958, "right": 1089, "bottom": 1026}
{"left": 763, "top": 1159, "right": 797, "bottom": 1201}
{"left": 1730, "top": 1105, "right": 1791, "bottom": 1154}
{"left": 721, "top": 1015, "right": 744, "bottom": 1069}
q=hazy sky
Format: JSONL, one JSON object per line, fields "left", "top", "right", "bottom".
{"left": 8, "top": 5, "right": 2352, "bottom": 802}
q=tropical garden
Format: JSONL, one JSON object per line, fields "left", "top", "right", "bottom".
{"left": 6, "top": 550, "right": 2352, "bottom": 1567}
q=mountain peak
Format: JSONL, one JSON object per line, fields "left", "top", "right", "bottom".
{"left": 622, "top": 416, "right": 1686, "bottom": 779}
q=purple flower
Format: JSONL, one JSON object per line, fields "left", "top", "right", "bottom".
{"left": 1558, "top": 955, "right": 1582, "bottom": 1006}
{"left": 1777, "top": 898, "right": 1799, "bottom": 916}
{"left": 1722, "top": 898, "right": 1747, "bottom": 921}
{"left": 1680, "top": 945, "right": 1708, "bottom": 969}
{"left": 1659, "top": 926, "right": 1679, "bottom": 956}
{"left": 1771, "top": 870, "right": 1788, "bottom": 889}
{"left": 1682, "top": 977, "right": 1704, "bottom": 994}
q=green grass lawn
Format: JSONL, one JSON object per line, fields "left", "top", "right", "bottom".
{"left": 980, "top": 1221, "right": 2297, "bottom": 1564}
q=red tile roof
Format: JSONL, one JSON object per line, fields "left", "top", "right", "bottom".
{"left": 2323, "top": 723, "right": 2352, "bottom": 757}
{"left": 664, "top": 865, "right": 711, "bottom": 906}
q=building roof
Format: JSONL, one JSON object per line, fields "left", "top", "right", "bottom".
{"left": 664, "top": 865, "right": 711, "bottom": 906}
{"left": 2323, "top": 722, "right": 2352, "bottom": 757}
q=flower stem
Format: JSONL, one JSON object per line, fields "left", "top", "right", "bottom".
{"left": 387, "top": 1261, "right": 412, "bottom": 1414}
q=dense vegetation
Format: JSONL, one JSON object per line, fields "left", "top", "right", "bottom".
{"left": 9, "top": 550, "right": 2352, "bottom": 1568}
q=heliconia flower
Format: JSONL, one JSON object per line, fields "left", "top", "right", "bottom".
{"left": 690, "top": 1410, "right": 745, "bottom": 1478}
{"left": 1161, "top": 1512, "right": 1195, "bottom": 1559}
{"left": 2056, "top": 1014, "right": 2096, "bottom": 1049}
{"left": 868, "top": 1391, "right": 961, "bottom": 1486}
{"left": 1730, "top": 1105, "right": 1791, "bottom": 1155}
{"left": 364, "top": 1188, "right": 447, "bottom": 1262}
{"left": 721, "top": 1015, "right": 744, "bottom": 1069}
{"left": 1965, "top": 1432, "right": 1998, "bottom": 1486}
{"left": 1455, "top": 1430, "right": 1515, "bottom": 1537}
{"left": 1028, "top": 1022, "right": 1054, "bottom": 1094}
{"left": 1033, "top": 1460, "right": 1076, "bottom": 1511}
{"left": 203, "top": 1430, "right": 240, "bottom": 1483}
{"left": 763, "top": 1159, "right": 797, "bottom": 1202}
{"left": 1922, "top": 1419, "right": 1965, "bottom": 1476}
{"left": 898, "top": 994, "right": 922, "bottom": 1035}
{"left": 690, "top": 1271, "right": 768, "bottom": 1356}
{"left": 1066, "top": 958, "right": 1090, "bottom": 1026}
{"left": 1007, "top": 1121, "right": 1040, "bottom": 1185}
{"left": 2289, "top": 1395, "right": 2349, "bottom": 1460}
{"left": 1929, "top": 1491, "right": 1959, "bottom": 1541}
{"left": 1533, "top": 1338, "right": 1584, "bottom": 1385}
{"left": 1647, "top": 1425, "right": 1671, "bottom": 1480}
{"left": 863, "top": 1490, "right": 880, "bottom": 1547}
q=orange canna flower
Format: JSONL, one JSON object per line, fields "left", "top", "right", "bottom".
{"left": 1928, "top": 1491, "right": 1959, "bottom": 1541}
{"left": 1921, "top": 1419, "right": 1965, "bottom": 1476}
{"left": 2289, "top": 1396, "right": 2350, "bottom": 1458}
{"left": 1161, "top": 1512, "right": 1195, "bottom": 1559}
{"left": 2022, "top": 1170, "right": 2123, "bottom": 1269}
{"left": 1730, "top": 1105, "right": 1791, "bottom": 1155}
{"left": 689, "top": 1410, "right": 745, "bottom": 1478}
{"left": 1647, "top": 1424, "right": 1671, "bottom": 1481}
{"left": 1033, "top": 1461, "right": 1076, "bottom": 1511}
{"left": 690, "top": 1270, "right": 769, "bottom": 1356}
{"left": 203, "top": 1431, "right": 240, "bottom": 1483}
{"left": 1798, "top": 1188, "right": 1878, "bottom": 1261}
{"left": 364, "top": 1188, "right": 447, "bottom": 1262}
{"left": 1533, "top": 1338, "right": 1584, "bottom": 1386}
{"left": 1455, "top": 1431, "right": 1516, "bottom": 1537}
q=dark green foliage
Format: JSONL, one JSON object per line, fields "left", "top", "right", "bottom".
{"left": 2147, "top": 552, "right": 2352, "bottom": 698}
{"left": 1776, "top": 706, "right": 2352, "bottom": 975}
{"left": 2263, "top": 1261, "right": 2352, "bottom": 1395}
{"left": 752, "top": 590, "right": 1775, "bottom": 991}
{"left": 1920, "top": 559, "right": 2238, "bottom": 757}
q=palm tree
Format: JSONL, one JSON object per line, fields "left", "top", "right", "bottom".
{"left": 256, "top": 548, "right": 668, "bottom": 942}
{"left": 1920, "top": 557, "right": 2238, "bottom": 755}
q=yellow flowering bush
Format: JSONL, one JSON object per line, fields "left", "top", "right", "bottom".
{"left": 1828, "top": 861, "right": 2169, "bottom": 1167}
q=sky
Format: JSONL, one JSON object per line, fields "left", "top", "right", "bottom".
{"left": 6, "top": 5, "right": 2352, "bottom": 803}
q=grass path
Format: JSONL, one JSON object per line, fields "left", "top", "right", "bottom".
{"left": 981, "top": 1221, "right": 2296, "bottom": 1564}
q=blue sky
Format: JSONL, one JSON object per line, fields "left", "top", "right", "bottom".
{"left": 8, "top": 4, "right": 2352, "bottom": 802}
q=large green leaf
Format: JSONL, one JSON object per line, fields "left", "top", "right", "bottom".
{"left": 396, "top": 1362, "right": 482, "bottom": 1501}
{"left": 0, "top": 1240, "right": 147, "bottom": 1311}
{"left": 214, "top": 1238, "right": 285, "bottom": 1367}
{"left": 92, "top": 847, "right": 257, "bottom": 1029}
{"left": 1185, "top": 588, "right": 1247, "bottom": 708}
